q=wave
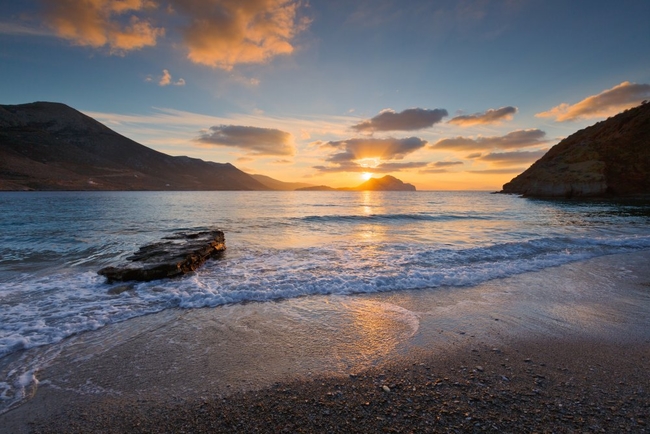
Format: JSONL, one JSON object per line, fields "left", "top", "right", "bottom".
{"left": 298, "top": 212, "right": 493, "bottom": 223}
{"left": 2, "top": 233, "right": 650, "bottom": 362}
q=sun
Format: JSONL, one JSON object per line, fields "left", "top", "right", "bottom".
{"left": 361, "top": 172, "right": 373, "bottom": 181}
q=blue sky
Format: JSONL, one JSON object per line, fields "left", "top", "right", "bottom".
{"left": 1, "top": 0, "right": 649, "bottom": 189}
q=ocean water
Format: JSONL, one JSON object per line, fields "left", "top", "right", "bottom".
{"left": 1, "top": 191, "right": 650, "bottom": 380}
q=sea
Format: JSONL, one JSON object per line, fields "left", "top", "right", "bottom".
{"left": 1, "top": 190, "right": 650, "bottom": 408}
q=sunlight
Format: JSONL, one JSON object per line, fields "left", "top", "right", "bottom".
{"left": 361, "top": 172, "right": 373, "bottom": 181}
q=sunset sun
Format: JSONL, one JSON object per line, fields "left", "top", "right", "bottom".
{"left": 361, "top": 172, "right": 373, "bottom": 181}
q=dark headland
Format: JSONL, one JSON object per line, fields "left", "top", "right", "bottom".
{"left": 0, "top": 102, "right": 415, "bottom": 192}
{"left": 501, "top": 102, "right": 650, "bottom": 198}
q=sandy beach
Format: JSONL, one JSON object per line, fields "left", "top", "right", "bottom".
{"left": 2, "top": 250, "right": 649, "bottom": 433}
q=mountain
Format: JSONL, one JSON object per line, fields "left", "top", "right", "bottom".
{"left": 0, "top": 102, "right": 271, "bottom": 191}
{"left": 297, "top": 175, "right": 416, "bottom": 191}
{"left": 249, "top": 174, "right": 315, "bottom": 191}
{"left": 501, "top": 102, "right": 650, "bottom": 197}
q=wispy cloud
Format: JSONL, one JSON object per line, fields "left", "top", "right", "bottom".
{"left": 449, "top": 106, "right": 517, "bottom": 126}
{"left": 477, "top": 150, "right": 547, "bottom": 166}
{"left": 351, "top": 108, "right": 448, "bottom": 132}
{"left": 431, "top": 129, "right": 547, "bottom": 151}
{"left": 197, "top": 125, "right": 294, "bottom": 156}
{"left": 418, "top": 161, "right": 464, "bottom": 174}
{"left": 0, "top": 22, "right": 53, "bottom": 37}
{"left": 536, "top": 81, "right": 650, "bottom": 122}
{"left": 41, "top": 0, "right": 164, "bottom": 54}
{"left": 468, "top": 168, "right": 528, "bottom": 174}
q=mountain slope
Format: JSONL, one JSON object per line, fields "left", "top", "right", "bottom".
{"left": 0, "top": 102, "right": 271, "bottom": 191}
{"left": 501, "top": 103, "right": 650, "bottom": 197}
{"left": 250, "top": 174, "right": 314, "bottom": 191}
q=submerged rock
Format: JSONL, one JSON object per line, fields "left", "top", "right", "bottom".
{"left": 98, "top": 230, "right": 226, "bottom": 282}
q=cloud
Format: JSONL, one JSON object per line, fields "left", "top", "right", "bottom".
{"left": 465, "top": 152, "right": 482, "bottom": 159}
{"left": 39, "top": 0, "right": 308, "bottom": 68}
{"left": 0, "top": 22, "right": 53, "bottom": 37}
{"left": 432, "top": 129, "right": 547, "bottom": 151}
{"left": 468, "top": 168, "right": 528, "bottom": 174}
{"left": 418, "top": 161, "right": 464, "bottom": 174}
{"left": 477, "top": 150, "right": 547, "bottom": 166}
{"left": 197, "top": 125, "right": 294, "bottom": 156}
{"left": 323, "top": 137, "right": 428, "bottom": 163}
{"left": 536, "top": 81, "right": 650, "bottom": 122}
{"left": 41, "top": 0, "right": 164, "bottom": 53}
{"left": 432, "top": 161, "right": 463, "bottom": 167}
{"left": 313, "top": 161, "right": 429, "bottom": 174}
{"left": 449, "top": 106, "right": 517, "bottom": 126}
{"left": 158, "top": 69, "right": 185, "bottom": 86}
{"left": 170, "top": 0, "right": 309, "bottom": 69}
{"left": 351, "top": 108, "right": 448, "bottom": 132}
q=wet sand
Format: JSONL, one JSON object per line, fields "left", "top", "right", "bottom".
{"left": 2, "top": 251, "right": 650, "bottom": 433}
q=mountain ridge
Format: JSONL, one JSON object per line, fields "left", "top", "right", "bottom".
{"left": 0, "top": 102, "right": 270, "bottom": 191}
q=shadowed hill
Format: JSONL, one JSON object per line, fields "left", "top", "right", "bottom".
{"left": 0, "top": 102, "right": 270, "bottom": 191}
{"left": 250, "top": 174, "right": 314, "bottom": 191}
{"left": 501, "top": 102, "right": 650, "bottom": 197}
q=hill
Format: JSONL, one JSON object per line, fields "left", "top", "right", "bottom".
{"left": 249, "top": 174, "right": 314, "bottom": 191}
{"left": 297, "top": 175, "right": 416, "bottom": 191}
{"left": 0, "top": 102, "right": 270, "bottom": 191}
{"left": 501, "top": 102, "right": 650, "bottom": 197}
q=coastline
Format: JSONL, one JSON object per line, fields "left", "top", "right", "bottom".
{"left": 2, "top": 250, "right": 650, "bottom": 433}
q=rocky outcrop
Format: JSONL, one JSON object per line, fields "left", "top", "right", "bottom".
{"left": 99, "top": 230, "right": 226, "bottom": 282}
{"left": 501, "top": 102, "right": 650, "bottom": 197}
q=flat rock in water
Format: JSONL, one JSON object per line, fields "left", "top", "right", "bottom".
{"left": 98, "top": 230, "right": 226, "bottom": 282}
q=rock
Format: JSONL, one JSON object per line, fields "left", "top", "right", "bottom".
{"left": 98, "top": 230, "right": 226, "bottom": 282}
{"left": 382, "top": 385, "right": 391, "bottom": 393}
{"left": 501, "top": 102, "right": 650, "bottom": 198}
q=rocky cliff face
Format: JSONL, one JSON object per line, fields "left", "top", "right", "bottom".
{"left": 0, "top": 102, "right": 271, "bottom": 191}
{"left": 501, "top": 102, "right": 650, "bottom": 197}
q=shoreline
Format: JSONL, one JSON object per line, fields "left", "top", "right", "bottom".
{"left": 2, "top": 250, "right": 650, "bottom": 432}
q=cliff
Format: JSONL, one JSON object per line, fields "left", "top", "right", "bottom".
{"left": 0, "top": 102, "right": 271, "bottom": 191}
{"left": 501, "top": 102, "right": 650, "bottom": 197}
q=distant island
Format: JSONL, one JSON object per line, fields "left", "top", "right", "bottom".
{"left": 0, "top": 102, "right": 414, "bottom": 192}
{"left": 297, "top": 175, "right": 416, "bottom": 191}
{"left": 501, "top": 102, "right": 650, "bottom": 198}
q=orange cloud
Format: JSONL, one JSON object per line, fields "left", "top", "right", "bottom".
{"left": 536, "top": 81, "right": 650, "bottom": 122}
{"left": 449, "top": 106, "right": 517, "bottom": 126}
{"left": 170, "top": 0, "right": 308, "bottom": 69}
{"left": 42, "top": 0, "right": 164, "bottom": 53}
{"left": 158, "top": 69, "right": 185, "bottom": 86}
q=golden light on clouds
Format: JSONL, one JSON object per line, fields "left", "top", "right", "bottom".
{"left": 41, "top": 0, "right": 308, "bottom": 68}
{"left": 43, "top": 0, "right": 163, "bottom": 53}
{"left": 536, "top": 81, "right": 650, "bottom": 122}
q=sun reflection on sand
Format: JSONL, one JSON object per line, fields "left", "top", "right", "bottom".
{"left": 337, "top": 299, "right": 420, "bottom": 363}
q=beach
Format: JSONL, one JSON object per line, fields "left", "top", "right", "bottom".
{"left": 2, "top": 250, "right": 649, "bottom": 433}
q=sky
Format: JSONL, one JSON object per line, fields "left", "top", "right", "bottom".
{"left": 1, "top": 0, "right": 649, "bottom": 190}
